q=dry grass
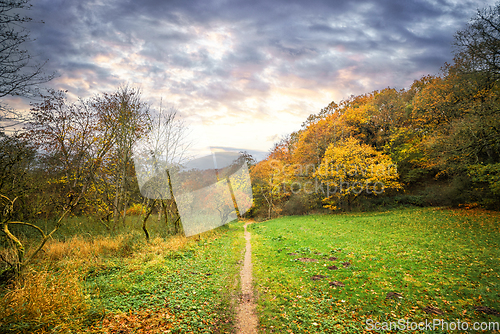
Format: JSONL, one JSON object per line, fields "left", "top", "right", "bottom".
{"left": 0, "top": 269, "right": 95, "bottom": 333}
{"left": 41, "top": 235, "right": 134, "bottom": 263}
{"left": 0, "top": 235, "right": 136, "bottom": 333}
{"left": 0, "top": 228, "right": 220, "bottom": 333}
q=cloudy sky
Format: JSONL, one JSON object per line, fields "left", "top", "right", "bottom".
{"left": 13, "top": 0, "right": 497, "bottom": 159}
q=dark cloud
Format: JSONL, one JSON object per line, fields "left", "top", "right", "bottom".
{"left": 28, "top": 0, "right": 486, "bottom": 84}
{"left": 14, "top": 0, "right": 496, "bottom": 150}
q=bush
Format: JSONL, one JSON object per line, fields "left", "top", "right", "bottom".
{"left": 125, "top": 203, "right": 146, "bottom": 216}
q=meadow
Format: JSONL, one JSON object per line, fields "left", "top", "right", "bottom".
{"left": 251, "top": 207, "right": 500, "bottom": 333}
{"left": 0, "top": 216, "right": 245, "bottom": 333}
{"left": 1, "top": 207, "right": 499, "bottom": 333}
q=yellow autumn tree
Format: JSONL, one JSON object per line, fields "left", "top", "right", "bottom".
{"left": 250, "top": 158, "right": 289, "bottom": 219}
{"left": 314, "top": 137, "right": 402, "bottom": 211}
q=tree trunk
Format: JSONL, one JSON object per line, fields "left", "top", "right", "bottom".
{"left": 166, "top": 170, "right": 183, "bottom": 235}
{"left": 113, "top": 175, "right": 120, "bottom": 229}
{"left": 142, "top": 199, "right": 155, "bottom": 242}
{"left": 226, "top": 177, "right": 241, "bottom": 219}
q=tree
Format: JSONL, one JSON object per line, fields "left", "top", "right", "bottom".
{"left": 250, "top": 158, "right": 289, "bottom": 219}
{"left": 0, "top": 0, "right": 53, "bottom": 130}
{"left": 133, "top": 104, "right": 191, "bottom": 237}
{"left": 294, "top": 115, "right": 336, "bottom": 166}
{"left": 314, "top": 137, "right": 402, "bottom": 211}
{"left": 93, "top": 86, "right": 150, "bottom": 228}
{"left": 1, "top": 90, "right": 116, "bottom": 273}
{"left": 0, "top": 132, "right": 35, "bottom": 199}
{"left": 454, "top": 3, "right": 500, "bottom": 80}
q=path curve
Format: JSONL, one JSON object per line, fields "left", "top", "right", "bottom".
{"left": 236, "top": 222, "right": 258, "bottom": 333}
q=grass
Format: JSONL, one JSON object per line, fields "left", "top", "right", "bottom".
{"left": 85, "top": 225, "right": 245, "bottom": 333}
{"left": 2, "top": 207, "right": 500, "bottom": 333}
{"left": 0, "top": 268, "right": 92, "bottom": 333}
{"left": 250, "top": 207, "right": 500, "bottom": 333}
{"left": 0, "top": 215, "right": 246, "bottom": 333}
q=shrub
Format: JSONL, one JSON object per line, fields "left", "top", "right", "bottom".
{"left": 125, "top": 203, "right": 146, "bottom": 216}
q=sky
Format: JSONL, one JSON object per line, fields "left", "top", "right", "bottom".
{"left": 8, "top": 0, "right": 497, "bottom": 160}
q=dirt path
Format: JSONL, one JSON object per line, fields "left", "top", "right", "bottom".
{"left": 235, "top": 222, "right": 258, "bottom": 333}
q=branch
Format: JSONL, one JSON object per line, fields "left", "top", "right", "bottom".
{"left": 7, "top": 221, "right": 46, "bottom": 238}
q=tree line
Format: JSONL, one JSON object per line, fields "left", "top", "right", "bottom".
{"left": 1, "top": 86, "right": 191, "bottom": 271}
{"left": 249, "top": 4, "right": 500, "bottom": 217}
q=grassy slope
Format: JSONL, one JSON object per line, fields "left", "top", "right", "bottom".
{"left": 85, "top": 222, "right": 246, "bottom": 334}
{"left": 1, "top": 219, "right": 245, "bottom": 334}
{"left": 251, "top": 208, "right": 500, "bottom": 333}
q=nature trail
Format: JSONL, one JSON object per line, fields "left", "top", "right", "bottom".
{"left": 235, "top": 222, "right": 258, "bottom": 333}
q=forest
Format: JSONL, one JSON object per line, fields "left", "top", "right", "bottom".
{"left": 250, "top": 5, "right": 500, "bottom": 217}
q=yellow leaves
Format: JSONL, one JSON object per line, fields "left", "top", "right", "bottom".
{"left": 314, "top": 137, "right": 402, "bottom": 210}
{"left": 341, "top": 103, "right": 373, "bottom": 126}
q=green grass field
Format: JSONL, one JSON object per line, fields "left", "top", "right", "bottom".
{"left": 250, "top": 208, "right": 500, "bottom": 333}
{"left": 84, "top": 223, "right": 245, "bottom": 333}
{"left": 2, "top": 207, "right": 500, "bottom": 333}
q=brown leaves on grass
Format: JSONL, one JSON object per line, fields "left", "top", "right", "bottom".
{"left": 342, "top": 262, "right": 351, "bottom": 268}
{"left": 329, "top": 281, "right": 345, "bottom": 287}
{"left": 328, "top": 257, "right": 338, "bottom": 261}
{"left": 89, "top": 308, "right": 174, "bottom": 334}
{"left": 327, "top": 265, "right": 338, "bottom": 270}
{"left": 311, "top": 275, "right": 327, "bottom": 281}
{"left": 474, "top": 306, "right": 500, "bottom": 316}
{"left": 296, "top": 258, "right": 318, "bottom": 262}
{"left": 386, "top": 292, "right": 403, "bottom": 299}
{"left": 422, "top": 305, "right": 444, "bottom": 315}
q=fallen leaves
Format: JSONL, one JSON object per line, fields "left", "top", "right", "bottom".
{"left": 329, "top": 281, "right": 345, "bottom": 287}
{"left": 422, "top": 305, "right": 444, "bottom": 315}
{"left": 89, "top": 308, "right": 174, "bottom": 334}
{"left": 386, "top": 292, "right": 403, "bottom": 299}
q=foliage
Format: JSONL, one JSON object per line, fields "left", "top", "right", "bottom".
{"left": 92, "top": 86, "right": 150, "bottom": 227}
{"left": 468, "top": 163, "right": 500, "bottom": 208}
{"left": 250, "top": 158, "right": 290, "bottom": 219}
{"left": 315, "top": 137, "right": 402, "bottom": 211}
{"left": 126, "top": 203, "right": 147, "bottom": 216}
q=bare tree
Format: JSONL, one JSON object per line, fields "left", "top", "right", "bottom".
{"left": 454, "top": 3, "right": 500, "bottom": 80}
{"left": 0, "top": 0, "right": 54, "bottom": 131}
{"left": 134, "top": 103, "right": 192, "bottom": 238}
